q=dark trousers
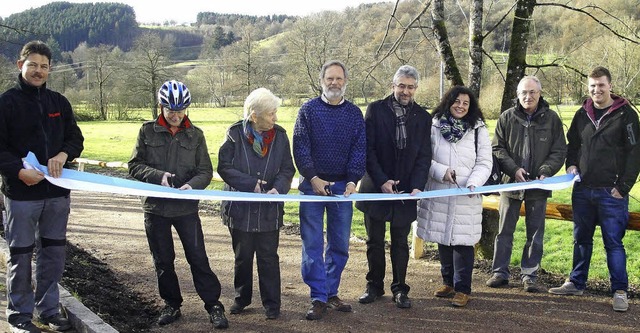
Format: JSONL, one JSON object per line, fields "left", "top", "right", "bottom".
{"left": 364, "top": 214, "right": 411, "bottom": 295}
{"left": 229, "top": 228, "right": 281, "bottom": 311}
{"left": 144, "top": 212, "right": 222, "bottom": 312}
{"left": 438, "top": 244, "right": 475, "bottom": 295}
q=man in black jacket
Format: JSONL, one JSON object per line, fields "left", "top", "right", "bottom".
{"left": 0, "top": 40, "right": 84, "bottom": 333}
{"left": 549, "top": 67, "right": 640, "bottom": 313}
{"left": 355, "top": 65, "right": 432, "bottom": 309}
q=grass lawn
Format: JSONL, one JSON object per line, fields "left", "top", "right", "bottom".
{"left": 77, "top": 105, "right": 640, "bottom": 285}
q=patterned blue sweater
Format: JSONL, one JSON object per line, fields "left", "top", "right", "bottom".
{"left": 293, "top": 97, "right": 366, "bottom": 184}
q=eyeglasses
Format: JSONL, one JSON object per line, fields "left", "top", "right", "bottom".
{"left": 394, "top": 84, "right": 416, "bottom": 91}
{"left": 518, "top": 90, "right": 540, "bottom": 97}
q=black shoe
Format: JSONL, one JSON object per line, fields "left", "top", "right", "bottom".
{"left": 209, "top": 304, "right": 229, "bottom": 329}
{"left": 9, "top": 321, "right": 41, "bottom": 333}
{"left": 305, "top": 300, "right": 327, "bottom": 320}
{"left": 158, "top": 305, "right": 181, "bottom": 326}
{"left": 229, "top": 302, "right": 245, "bottom": 315}
{"left": 265, "top": 307, "right": 280, "bottom": 320}
{"left": 393, "top": 292, "right": 411, "bottom": 309}
{"left": 359, "top": 289, "right": 384, "bottom": 304}
{"left": 38, "top": 313, "right": 71, "bottom": 331}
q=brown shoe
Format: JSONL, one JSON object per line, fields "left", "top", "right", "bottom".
{"left": 328, "top": 296, "right": 352, "bottom": 312}
{"left": 434, "top": 285, "right": 456, "bottom": 298}
{"left": 306, "top": 300, "right": 327, "bottom": 320}
{"left": 451, "top": 292, "right": 470, "bottom": 307}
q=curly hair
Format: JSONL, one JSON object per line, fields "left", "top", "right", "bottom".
{"left": 431, "top": 86, "right": 485, "bottom": 125}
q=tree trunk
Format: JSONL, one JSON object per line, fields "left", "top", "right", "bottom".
{"left": 468, "top": 0, "right": 484, "bottom": 97}
{"left": 431, "top": 0, "right": 464, "bottom": 87}
{"left": 500, "top": 0, "right": 536, "bottom": 112}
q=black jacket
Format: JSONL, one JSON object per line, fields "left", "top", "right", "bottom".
{"left": 218, "top": 121, "right": 295, "bottom": 232}
{"left": 493, "top": 98, "right": 566, "bottom": 200}
{"left": 566, "top": 94, "right": 640, "bottom": 196}
{"left": 128, "top": 116, "right": 213, "bottom": 217}
{"left": 355, "top": 95, "right": 432, "bottom": 226}
{"left": 0, "top": 74, "right": 84, "bottom": 200}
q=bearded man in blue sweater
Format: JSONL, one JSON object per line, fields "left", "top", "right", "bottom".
{"left": 293, "top": 60, "right": 366, "bottom": 321}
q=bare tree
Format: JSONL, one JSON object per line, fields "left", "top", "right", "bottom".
{"left": 129, "top": 31, "right": 172, "bottom": 118}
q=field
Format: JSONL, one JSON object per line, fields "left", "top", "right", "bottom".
{"left": 76, "top": 105, "right": 640, "bottom": 286}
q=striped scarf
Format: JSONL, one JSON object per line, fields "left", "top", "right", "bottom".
{"left": 439, "top": 113, "right": 469, "bottom": 143}
{"left": 391, "top": 99, "right": 408, "bottom": 150}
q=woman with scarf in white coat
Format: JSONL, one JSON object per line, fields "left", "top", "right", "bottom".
{"left": 416, "top": 86, "right": 492, "bottom": 307}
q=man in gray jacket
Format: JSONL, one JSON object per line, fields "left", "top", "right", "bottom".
{"left": 486, "top": 76, "right": 566, "bottom": 292}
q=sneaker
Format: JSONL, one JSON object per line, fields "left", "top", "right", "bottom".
{"left": 451, "top": 292, "right": 470, "bottom": 307}
{"left": 229, "top": 302, "right": 245, "bottom": 315}
{"left": 434, "top": 285, "right": 456, "bottom": 298}
{"left": 523, "top": 280, "right": 541, "bottom": 293}
{"left": 305, "top": 300, "right": 328, "bottom": 320}
{"left": 328, "top": 296, "right": 352, "bottom": 312}
{"left": 486, "top": 275, "right": 509, "bottom": 288}
{"left": 157, "top": 305, "right": 181, "bottom": 326}
{"left": 612, "top": 290, "right": 629, "bottom": 312}
{"left": 10, "top": 321, "right": 41, "bottom": 333}
{"left": 38, "top": 313, "right": 71, "bottom": 331}
{"left": 548, "top": 280, "right": 583, "bottom": 296}
{"left": 209, "top": 304, "right": 229, "bottom": 329}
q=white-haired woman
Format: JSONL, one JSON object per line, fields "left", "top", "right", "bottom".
{"left": 218, "top": 87, "right": 295, "bottom": 320}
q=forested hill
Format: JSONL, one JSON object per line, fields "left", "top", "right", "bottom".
{"left": 1, "top": 2, "right": 138, "bottom": 58}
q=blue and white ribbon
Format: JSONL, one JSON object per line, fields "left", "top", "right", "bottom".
{"left": 23, "top": 152, "right": 578, "bottom": 202}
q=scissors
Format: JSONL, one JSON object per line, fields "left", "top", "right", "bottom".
{"left": 324, "top": 184, "right": 339, "bottom": 197}
{"left": 392, "top": 182, "right": 405, "bottom": 194}
{"left": 451, "top": 170, "right": 462, "bottom": 190}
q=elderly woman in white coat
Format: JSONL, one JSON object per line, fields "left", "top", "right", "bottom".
{"left": 416, "top": 86, "right": 492, "bottom": 307}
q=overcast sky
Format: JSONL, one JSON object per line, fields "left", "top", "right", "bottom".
{"left": 1, "top": 0, "right": 387, "bottom": 24}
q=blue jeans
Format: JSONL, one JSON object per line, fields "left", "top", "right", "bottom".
{"left": 569, "top": 185, "right": 629, "bottom": 293}
{"left": 4, "top": 195, "right": 70, "bottom": 326}
{"left": 299, "top": 180, "right": 352, "bottom": 303}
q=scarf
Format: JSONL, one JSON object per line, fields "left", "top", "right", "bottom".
{"left": 391, "top": 98, "right": 408, "bottom": 150}
{"left": 439, "top": 113, "right": 470, "bottom": 143}
{"left": 243, "top": 119, "right": 275, "bottom": 157}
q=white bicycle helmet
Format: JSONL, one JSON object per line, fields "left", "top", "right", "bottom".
{"left": 158, "top": 80, "right": 191, "bottom": 111}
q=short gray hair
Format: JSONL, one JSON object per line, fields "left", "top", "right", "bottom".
{"left": 243, "top": 88, "right": 281, "bottom": 119}
{"left": 393, "top": 65, "right": 419, "bottom": 85}
{"left": 319, "top": 60, "right": 349, "bottom": 81}
{"left": 517, "top": 75, "right": 542, "bottom": 92}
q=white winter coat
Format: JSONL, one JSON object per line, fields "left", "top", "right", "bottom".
{"left": 416, "top": 119, "right": 492, "bottom": 246}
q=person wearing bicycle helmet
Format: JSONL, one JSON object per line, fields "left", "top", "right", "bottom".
{"left": 128, "top": 80, "right": 229, "bottom": 329}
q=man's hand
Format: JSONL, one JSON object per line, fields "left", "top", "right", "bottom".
{"left": 47, "top": 152, "right": 68, "bottom": 178}
{"left": 381, "top": 180, "right": 397, "bottom": 194}
{"left": 343, "top": 182, "right": 357, "bottom": 197}
{"left": 161, "top": 172, "right": 175, "bottom": 187}
{"left": 18, "top": 169, "right": 45, "bottom": 186}
{"left": 567, "top": 165, "right": 578, "bottom": 175}
{"left": 310, "top": 176, "right": 332, "bottom": 196}
{"left": 178, "top": 184, "right": 192, "bottom": 190}
{"left": 409, "top": 189, "right": 421, "bottom": 196}
{"left": 514, "top": 168, "right": 530, "bottom": 182}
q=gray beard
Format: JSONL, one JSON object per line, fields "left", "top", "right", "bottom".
{"left": 322, "top": 85, "right": 346, "bottom": 100}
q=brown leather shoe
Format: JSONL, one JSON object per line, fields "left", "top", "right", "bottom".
{"left": 306, "top": 300, "right": 327, "bottom": 320}
{"left": 328, "top": 296, "right": 352, "bottom": 312}
{"left": 434, "top": 285, "right": 456, "bottom": 298}
{"left": 451, "top": 292, "right": 470, "bottom": 307}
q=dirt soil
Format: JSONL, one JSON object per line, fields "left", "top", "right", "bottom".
{"left": 51, "top": 168, "right": 639, "bottom": 332}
